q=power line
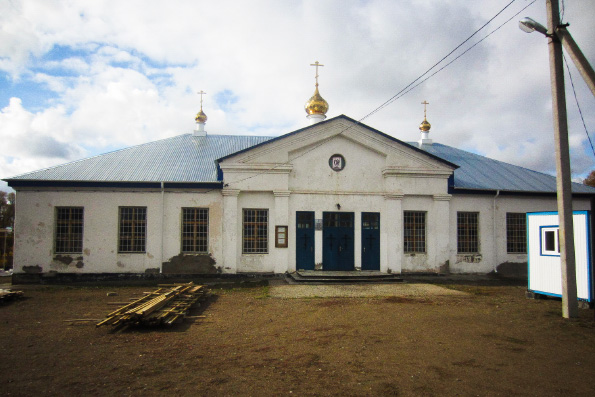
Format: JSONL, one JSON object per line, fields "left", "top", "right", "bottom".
{"left": 361, "top": 0, "right": 520, "bottom": 121}
{"left": 222, "top": 0, "right": 532, "bottom": 189}
{"left": 383, "top": 0, "right": 538, "bottom": 104}
{"left": 563, "top": 53, "right": 595, "bottom": 157}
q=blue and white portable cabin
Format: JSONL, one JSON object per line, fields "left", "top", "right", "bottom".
{"left": 527, "top": 211, "right": 593, "bottom": 303}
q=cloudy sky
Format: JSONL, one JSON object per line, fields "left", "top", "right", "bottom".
{"left": 1, "top": 0, "right": 594, "bottom": 191}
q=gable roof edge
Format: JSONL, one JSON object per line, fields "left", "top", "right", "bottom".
{"left": 216, "top": 114, "right": 459, "bottom": 170}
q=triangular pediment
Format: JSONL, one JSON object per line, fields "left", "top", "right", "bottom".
{"left": 218, "top": 115, "right": 457, "bottom": 174}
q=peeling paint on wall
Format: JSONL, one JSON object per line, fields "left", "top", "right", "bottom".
{"left": 439, "top": 260, "right": 450, "bottom": 274}
{"left": 53, "top": 255, "right": 74, "bottom": 265}
{"left": 496, "top": 262, "right": 527, "bottom": 278}
{"left": 23, "top": 265, "right": 43, "bottom": 273}
{"left": 162, "top": 254, "right": 219, "bottom": 274}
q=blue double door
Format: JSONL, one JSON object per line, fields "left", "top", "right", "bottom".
{"left": 323, "top": 212, "right": 355, "bottom": 271}
{"left": 295, "top": 211, "right": 380, "bottom": 271}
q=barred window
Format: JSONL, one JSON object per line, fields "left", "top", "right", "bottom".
{"left": 243, "top": 209, "right": 268, "bottom": 254}
{"left": 181, "top": 208, "right": 208, "bottom": 253}
{"left": 55, "top": 207, "right": 84, "bottom": 254}
{"left": 118, "top": 207, "right": 147, "bottom": 253}
{"left": 506, "top": 213, "right": 527, "bottom": 253}
{"left": 404, "top": 211, "right": 426, "bottom": 253}
{"left": 457, "top": 212, "right": 479, "bottom": 253}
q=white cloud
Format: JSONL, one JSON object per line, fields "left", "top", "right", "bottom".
{"left": 0, "top": 0, "right": 594, "bottom": 193}
{"left": 0, "top": 98, "right": 86, "bottom": 190}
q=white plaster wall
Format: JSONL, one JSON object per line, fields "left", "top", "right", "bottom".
{"left": 448, "top": 195, "right": 592, "bottom": 273}
{"left": 13, "top": 189, "right": 223, "bottom": 274}
{"left": 236, "top": 192, "right": 277, "bottom": 273}
{"left": 13, "top": 187, "right": 592, "bottom": 276}
{"left": 401, "top": 196, "right": 451, "bottom": 273}
{"left": 288, "top": 135, "right": 386, "bottom": 193}
{"left": 288, "top": 192, "right": 389, "bottom": 271}
{"left": 159, "top": 190, "right": 223, "bottom": 268}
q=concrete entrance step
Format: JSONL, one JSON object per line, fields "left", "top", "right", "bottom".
{"left": 287, "top": 271, "right": 403, "bottom": 284}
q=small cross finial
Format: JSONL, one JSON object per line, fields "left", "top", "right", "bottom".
{"left": 198, "top": 90, "right": 206, "bottom": 109}
{"left": 310, "top": 61, "right": 324, "bottom": 87}
{"left": 421, "top": 100, "right": 429, "bottom": 118}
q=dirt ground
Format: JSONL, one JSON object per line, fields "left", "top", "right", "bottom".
{"left": 1, "top": 279, "right": 595, "bottom": 396}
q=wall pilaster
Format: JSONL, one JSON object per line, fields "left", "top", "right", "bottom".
{"left": 383, "top": 193, "right": 403, "bottom": 273}
{"left": 273, "top": 190, "right": 291, "bottom": 273}
{"left": 222, "top": 189, "right": 240, "bottom": 273}
{"left": 432, "top": 194, "right": 452, "bottom": 272}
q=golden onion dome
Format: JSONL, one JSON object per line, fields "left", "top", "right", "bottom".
{"left": 419, "top": 117, "right": 431, "bottom": 132}
{"left": 305, "top": 87, "right": 329, "bottom": 115}
{"left": 195, "top": 109, "right": 207, "bottom": 123}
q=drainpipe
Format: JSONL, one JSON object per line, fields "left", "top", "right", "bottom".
{"left": 493, "top": 190, "right": 500, "bottom": 273}
{"left": 161, "top": 182, "right": 165, "bottom": 270}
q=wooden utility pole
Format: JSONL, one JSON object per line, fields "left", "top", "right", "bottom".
{"left": 546, "top": 0, "right": 578, "bottom": 318}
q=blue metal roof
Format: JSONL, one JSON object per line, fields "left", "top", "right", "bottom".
{"left": 4, "top": 119, "right": 594, "bottom": 196}
{"left": 5, "top": 134, "right": 273, "bottom": 184}
{"left": 414, "top": 142, "right": 595, "bottom": 194}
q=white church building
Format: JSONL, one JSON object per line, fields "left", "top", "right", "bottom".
{"left": 5, "top": 73, "right": 595, "bottom": 279}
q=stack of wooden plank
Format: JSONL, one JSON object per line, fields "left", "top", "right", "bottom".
{"left": 97, "top": 282, "right": 208, "bottom": 328}
{"left": 0, "top": 288, "right": 23, "bottom": 303}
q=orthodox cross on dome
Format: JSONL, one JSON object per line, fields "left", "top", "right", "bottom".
{"left": 310, "top": 61, "right": 324, "bottom": 87}
{"left": 195, "top": 90, "right": 208, "bottom": 127}
{"left": 419, "top": 100, "right": 431, "bottom": 133}
{"left": 421, "top": 100, "right": 429, "bottom": 118}
{"left": 198, "top": 90, "right": 207, "bottom": 109}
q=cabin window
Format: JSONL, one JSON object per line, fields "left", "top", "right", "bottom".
{"left": 457, "top": 212, "right": 479, "bottom": 253}
{"left": 243, "top": 209, "right": 268, "bottom": 254}
{"left": 404, "top": 211, "right": 426, "bottom": 253}
{"left": 506, "top": 213, "right": 527, "bottom": 253}
{"left": 540, "top": 226, "right": 560, "bottom": 256}
{"left": 181, "top": 208, "right": 209, "bottom": 253}
{"left": 118, "top": 207, "right": 147, "bottom": 253}
{"left": 54, "top": 207, "right": 84, "bottom": 254}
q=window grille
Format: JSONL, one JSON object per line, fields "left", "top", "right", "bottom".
{"left": 404, "top": 211, "right": 426, "bottom": 253}
{"left": 457, "top": 212, "right": 479, "bottom": 253}
{"left": 506, "top": 213, "right": 527, "bottom": 253}
{"left": 55, "top": 207, "right": 84, "bottom": 254}
{"left": 243, "top": 209, "right": 268, "bottom": 254}
{"left": 118, "top": 207, "right": 147, "bottom": 253}
{"left": 181, "top": 208, "right": 208, "bottom": 253}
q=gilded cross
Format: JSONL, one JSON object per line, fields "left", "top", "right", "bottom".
{"left": 422, "top": 100, "right": 429, "bottom": 118}
{"left": 310, "top": 61, "right": 324, "bottom": 87}
{"left": 198, "top": 90, "right": 207, "bottom": 108}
